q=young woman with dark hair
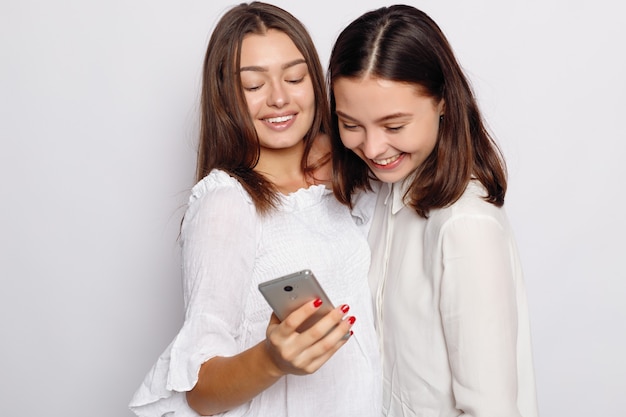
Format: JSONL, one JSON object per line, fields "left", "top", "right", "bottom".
{"left": 329, "top": 5, "right": 538, "bottom": 417}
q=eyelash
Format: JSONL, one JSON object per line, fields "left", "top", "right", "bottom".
{"left": 243, "top": 77, "right": 305, "bottom": 92}
{"left": 341, "top": 123, "right": 405, "bottom": 132}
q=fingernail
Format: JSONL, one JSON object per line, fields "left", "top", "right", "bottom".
{"left": 313, "top": 298, "right": 323, "bottom": 308}
{"left": 340, "top": 304, "right": 350, "bottom": 314}
{"left": 348, "top": 316, "right": 356, "bottom": 325}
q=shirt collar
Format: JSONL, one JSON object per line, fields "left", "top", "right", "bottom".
{"left": 383, "top": 175, "right": 414, "bottom": 215}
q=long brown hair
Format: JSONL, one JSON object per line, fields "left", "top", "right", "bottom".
{"left": 328, "top": 5, "right": 507, "bottom": 218}
{"left": 197, "top": 2, "right": 330, "bottom": 214}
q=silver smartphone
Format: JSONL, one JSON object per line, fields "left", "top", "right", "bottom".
{"left": 258, "top": 269, "right": 335, "bottom": 332}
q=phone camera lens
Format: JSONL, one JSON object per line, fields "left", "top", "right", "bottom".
{"left": 284, "top": 285, "right": 293, "bottom": 292}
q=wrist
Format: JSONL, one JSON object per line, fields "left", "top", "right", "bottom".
{"left": 260, "top": 339, "right": 287, "bottom": 379}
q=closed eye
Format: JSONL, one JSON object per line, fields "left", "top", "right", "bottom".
{"left": 341, "top": 122, "right": 360, "bottom": 130}
{"left": 243, "top": 84, "right": 263, "bottom": 92}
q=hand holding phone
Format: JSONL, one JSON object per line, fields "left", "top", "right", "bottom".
{"left": 259, "top": 269, "right": 355, "bottom": 376}
{"left": 258, "top": 269, "right": 335, "bottom": 333}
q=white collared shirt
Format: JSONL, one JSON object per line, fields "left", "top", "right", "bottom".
{"left": 367, "top": 179, "right": 538, "bottom": 417}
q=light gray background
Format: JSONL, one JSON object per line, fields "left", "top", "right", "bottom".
{"left": 1, "top": 1, "right": 624, "bottom": 416}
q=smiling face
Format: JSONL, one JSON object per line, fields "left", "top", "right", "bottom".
{"left": 239, "top": 29, "right": 315, "bottom": 153}
{"left": 333, "top": 76, "right": 444, "bottom": 184}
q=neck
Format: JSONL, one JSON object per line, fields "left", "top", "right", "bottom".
{"left": 255, "top": 142, "right": 308, "bottom": 194}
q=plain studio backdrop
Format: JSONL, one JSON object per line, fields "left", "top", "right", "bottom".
{"left": 1, "top": 0, "right": 624, "bottom": 415}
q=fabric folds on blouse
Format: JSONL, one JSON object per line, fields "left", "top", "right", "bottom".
{"left": 368, "top": 179, "right": 538, "bottom": 417}
{"left": 129, "top": 169, "right": 382, "bottom": 417}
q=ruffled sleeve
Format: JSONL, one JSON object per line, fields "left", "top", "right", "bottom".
{"left": 129, "top": 171, "right": 258, "bottom": 417}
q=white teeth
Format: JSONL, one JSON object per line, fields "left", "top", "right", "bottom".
{"left": 265, "top": 115, "right": 293, "bottom": 123}
{"left": 373, "top": 154, "right": 401, "bottom": 166}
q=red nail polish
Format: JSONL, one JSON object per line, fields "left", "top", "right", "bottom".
{"left": 313, "top": 298, "right": 323, "bottom": 308}
{"left": 348, "top": 316, "right": 356, "bottom": 325}
{"left": 341, "top": 304, "right": 350, "bottom": 314}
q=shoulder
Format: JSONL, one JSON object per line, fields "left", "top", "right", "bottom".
{"left": 424, "top": 181, "right": 515, "bottom": 257}
{"left": 428, "top": 180, "right": 509, "bottom": 232}
{"left": 189, "top": 169, "right": 254, "bottom": 207}
{"left": 182, "top": 169, "right": 256, "bottom": 232}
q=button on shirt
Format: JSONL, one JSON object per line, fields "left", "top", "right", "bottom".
{"left": 367, "top": 179, "right": 538, "bottom": 417}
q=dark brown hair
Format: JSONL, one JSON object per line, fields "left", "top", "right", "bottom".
{"left": 197, "top": 2, "right": 330, "bottom": 214}
{"left": 328, "top": 5, "right": 507, "bottom": 218}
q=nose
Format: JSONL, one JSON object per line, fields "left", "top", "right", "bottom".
{"left": 267, "top": 81, "right": 289, "bottom": 108}
{"left": 360, "top": 130, "right": 387, "bottom": 159}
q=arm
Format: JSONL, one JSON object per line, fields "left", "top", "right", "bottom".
{"left": 440, "top": 214, "right": 523, "bottom": 417}
{"left": 187, "top": 302, "right": 355, "bottom": 415}
{"left": 181, "top": 177, "right": 355, "bottom": 416}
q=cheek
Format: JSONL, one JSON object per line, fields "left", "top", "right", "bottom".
{"left": 405, "top": 123, "right": 440, "bottom": 154}
{"left": 293, "top": 86, "right": 316, "bottom": 111}
{"left": 337, "top": 127, "right": 352, "bottom": 146}
{"left": 338, "top": 129, "right": 363, "bottom": 152}
{"left": 426, "top": 124, "right": 441, "bottom": 151}
{"left": 244, "top": 94, "right": 263, "bottom": 117}
{"left": 247, "top": 103, "right": 256, "bottom": 119}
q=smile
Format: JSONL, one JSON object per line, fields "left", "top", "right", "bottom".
{"left": 264, "top": 115, "right": 294, "bottom": 123}
{"left": 372, "top": 153, "right": 403, "bottom": 166}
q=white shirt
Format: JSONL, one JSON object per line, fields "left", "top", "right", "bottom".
{"left": 368, "top": 179, "right": 538, "bottom": 417}
{"left": 129, "top": 170, "right": 382, "bottom": 417}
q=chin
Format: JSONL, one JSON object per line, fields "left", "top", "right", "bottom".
{"left": 367, "top": 165, "right": 412, "bottom": 184}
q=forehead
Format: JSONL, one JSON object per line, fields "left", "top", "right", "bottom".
{"left": 334, "top": 76, "right": 439, "bottom": 119}
{"left": 335, "top": 77, "right": 424, "bottom": 98}
{"left": 239, "top": 29, "right": 304, "bottom": 67}
{"left": 334, "top": 77, "right": 422, "bottom": 104}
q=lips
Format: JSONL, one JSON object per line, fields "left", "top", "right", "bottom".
{"left": 264, "top": 114, "right": 294, "bottom": 123}
{"left": 371, "top": 153, "right": 405, "bottom": 169}
{"left": 260, "top": 113, "right": 297, "bottom": 132}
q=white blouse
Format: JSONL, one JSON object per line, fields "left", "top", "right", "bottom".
{"left": 368, "top": 179, "right": 538, "bottom": 417}
{"left": 129, "top": 170, "right": 382, "bottom": 417}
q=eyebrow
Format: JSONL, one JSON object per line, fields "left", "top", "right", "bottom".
{"left": 239, "top": 58, "right": 307, "bottom": 73}
{"left": 335, "top": 110, "right": 413, "bottom": 124}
